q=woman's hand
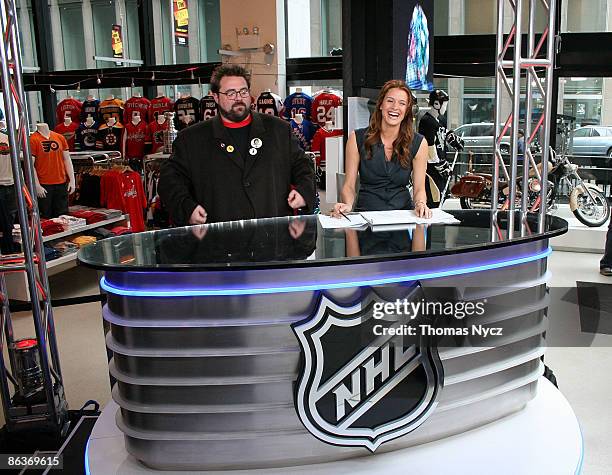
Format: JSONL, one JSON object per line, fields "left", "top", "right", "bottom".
{"left": 331, "top": 202, "right": 352, "bottom": 218}
{"left": 414, "top": 200, "right": 432, "bottom": 219}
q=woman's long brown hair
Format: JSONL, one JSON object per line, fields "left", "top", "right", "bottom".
{"left": 364, "top": 80, "right": 415, "bottom": 169}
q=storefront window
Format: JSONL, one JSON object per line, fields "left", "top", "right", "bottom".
{"left": 322, "top": 0, "right": 341, "bottom": 55}
{"left": 125, "top": 0, "right": 142, "bottom": 61}
{"left": 157, "top": 0, "right": 220, "bottom": 66}
{"left": 434, "top": 0, "right": 449, "bottom": 36}
{"left": 559, "top": 77, "right": 604, "bottom": 127}
{"left": 58, "top": 0, "right": 86, "bottom": 70}
{"left": 16, "top": 0, "right": 37, "bottom": 68}
{"left": 199, "top": 0, "right": 221, "bottom": 62}
{"left": 92, "top": 0, "right": 118, "bottom": 68}
{"left": 562, "top": 0, "right": 609, "bottom": 32}
{"left": 436, "top": 0, "right": 548, "bottom": 36}
{"left": 286, "top": 0, "right": 342, "bottom": 57}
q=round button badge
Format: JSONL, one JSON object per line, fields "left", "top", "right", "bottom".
{"left": 251, "top": 138, "right": 262, "bottom": 149}
{"left": 249, "top": 148, "right": 258, "bottom": 156}
{"left": 227, "top": 145, "right": 235, "bottom": 153}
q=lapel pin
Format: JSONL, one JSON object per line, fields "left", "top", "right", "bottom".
{"left": 249, "top": 148, "right": 258, "bottom": 156}
{"left": 220, "top": 142, "right": 226, "bottom": 148}
{"left": 227, "top": 145, "right": 235, "bottom": 153}
{"left": 251, "top": 138, "right": 262, "bottom": 148}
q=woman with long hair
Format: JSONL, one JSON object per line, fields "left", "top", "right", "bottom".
{"left": 332, "top": 79, "right": 431, "bottom": 218}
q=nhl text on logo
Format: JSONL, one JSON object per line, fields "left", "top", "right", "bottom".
{"left": 293, "top": 293, "right": 443, "bottom": 451}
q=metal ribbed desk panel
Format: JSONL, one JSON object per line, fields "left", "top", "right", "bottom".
{"left": 116, "top": 384, "right": 536, "bottom": 471}
{"left": 97, "top": 237, "right": 554, "bottom": 470}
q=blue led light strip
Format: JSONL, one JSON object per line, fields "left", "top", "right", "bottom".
{"left": 99, "top": 247, "right": 551, "bottom": 297}
{"left": 84, "top": 439, "right": 91, "bottom": 475}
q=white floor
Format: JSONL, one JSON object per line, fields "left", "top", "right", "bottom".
{"left": 3, "top": 247, "right": 611, "bottom": 474}
{"left": 544, "top": 251, "right": 612, "bottom": 475}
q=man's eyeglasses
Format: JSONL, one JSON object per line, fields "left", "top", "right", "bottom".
{"left": 218, "top": 88, "right": 250, "bottom": 100}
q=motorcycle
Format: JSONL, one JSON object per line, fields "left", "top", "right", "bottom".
{"left": 451, "top": 148, "right": 611, "bottom": 227}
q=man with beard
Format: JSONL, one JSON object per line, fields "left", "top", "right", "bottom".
{"left": 159, "top": 65, "right": 316, "bottom": 225}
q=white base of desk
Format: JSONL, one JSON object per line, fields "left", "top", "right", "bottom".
{"left": 86, "top": 378, "right": 583, "bottom": 475}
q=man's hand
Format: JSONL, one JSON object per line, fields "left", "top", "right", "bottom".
{"left": 67, "top": 179, "right": 76, "bottom": 194}
{"left": 287, "top": 189, "right": 306, "bottom": 209}
{"left": 189, "top": 205, "right": 208, "bottom": 225}
{"left": 36, "top": 183, "right": 47, "bottom": 198}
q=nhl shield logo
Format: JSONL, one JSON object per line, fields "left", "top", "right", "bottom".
{"left": 293, "top": 292, "right": 443, "bottom": 451}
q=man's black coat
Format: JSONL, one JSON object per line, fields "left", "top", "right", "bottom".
{"left": 158, "top": 112, "right": 316, "bottom": 225}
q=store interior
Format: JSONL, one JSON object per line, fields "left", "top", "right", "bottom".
{"left": 0, "top": 0, "right": 611, "bottom": 473}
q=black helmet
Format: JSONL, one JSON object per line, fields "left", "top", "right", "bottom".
{"left": 428, "top": 89, "right": 449, "bottom": 106}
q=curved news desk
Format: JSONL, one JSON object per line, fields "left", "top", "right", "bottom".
{"left": 79, "top": 210, "right": 569, "bottom": 471}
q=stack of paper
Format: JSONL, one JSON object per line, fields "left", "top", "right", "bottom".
{"left": 318, "top": 213, "right": 368, "bottom": 229}
{"left": 318, "top": 209, "right": 460, "bottom": 229}
{"left": 360, "top": 209, "right": 460, "bottom": 226}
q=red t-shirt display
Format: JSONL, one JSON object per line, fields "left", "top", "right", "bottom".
{"left": 148, "top": 120, "right": 169, "bottom": 153}
{"left": 311, "top": 91, "right": 343, "bottom": 127}
{"left": 124, "top": 120, "right": 150, "bottom": 159}
{"left": 56, "top": 98, "right": 83, "bottom": 125}
{"left": 124, "top": 96, "right": 152, "bottom": 124}
{"left": 53, "top": 121, "right": 80, "bottom": 152}
{"left": 100, "top": 170, "right": 147, "bottom": 232}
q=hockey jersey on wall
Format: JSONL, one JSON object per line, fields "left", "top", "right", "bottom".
{"left": 124, "top": 96, "right": 152, "bottom": 124}
{"left": 124, "top": 120, "right": 150, "bottom": 159}
{"left": 56, "top": 97, "right": 83, "bottom": 124}
{"left": 96, "top": 123, "right": 124, "bottom": 151}
{"left": 282, "top": 91, "right": 313, "bottom": 121}
{"left": 311, "top": 91, "right": 343, "bottom": 127}
{"left": 76, "top": 122, "right": 99, "bottom": 151}
{"left": 148, "top": 119, "right": 169, "bottom": 154}
{"left": 290, "top": 118, "right": 317, "bottom": 152}
{"left": 256, "top": 91, "right": 284, "bottom": 117}
{"left": 99, "top": 98, "right": 125, "bottom": 124}
{"left": 200, "top": 95, "right": 217, "bottom": 121}
{"left": 173, "top": 96, "right": 200, "bottom": 130}
{"left": 80, "top": 98, "right": 100, "bottom": 122}
{"left": 150, "top": 96, "right": 174, "bottom": 120}
{"left": 53, "top": 121, "right": 79, "bottom": 152}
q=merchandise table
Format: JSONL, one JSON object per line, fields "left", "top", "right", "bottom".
{"left": 78, "top": 210, "right": 574, "bottom": 472}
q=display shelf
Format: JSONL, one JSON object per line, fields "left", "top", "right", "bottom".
{"left": 47, "top": 252, "right": 78, "bottom": 270}
{"left": 42, "top": 215, "right": 127, "bottom": 243}
{"left": 6, "top": 214, "right": 130, "bottom": 301}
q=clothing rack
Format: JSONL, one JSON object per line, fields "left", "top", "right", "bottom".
{"left": 70, "top": 152, "right": 128, "bottom": 172}
{"left": 143, "top": 153, "right": 168, "bottom": 210}
{"left": 70, "top": 151, "right": 122, "bottom": 165}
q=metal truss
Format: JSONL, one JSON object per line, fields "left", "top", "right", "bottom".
{"left": 493, "top": 0, "right": 557, "bottom": 236}
{"left": 0, "top": 0, "right": 68, "bottom": 434}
